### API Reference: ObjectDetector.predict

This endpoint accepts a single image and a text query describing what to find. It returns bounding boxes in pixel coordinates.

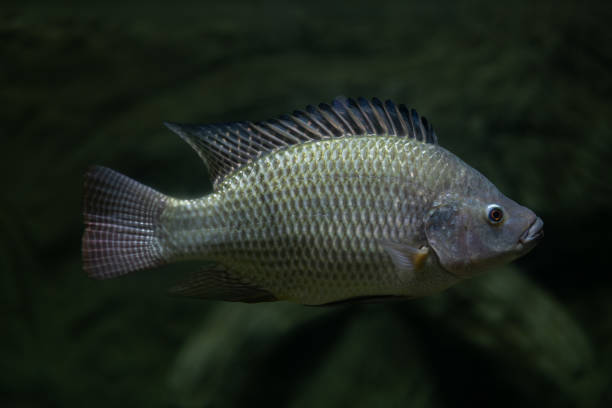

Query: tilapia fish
[82,97,543,305]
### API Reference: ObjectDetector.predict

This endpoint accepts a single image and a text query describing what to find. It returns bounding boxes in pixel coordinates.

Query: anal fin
[169,266,277,303]
[315,295,411,307]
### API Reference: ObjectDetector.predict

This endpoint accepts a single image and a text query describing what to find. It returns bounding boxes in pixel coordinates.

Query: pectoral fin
[379,240,430,282]
[169,265,277,303]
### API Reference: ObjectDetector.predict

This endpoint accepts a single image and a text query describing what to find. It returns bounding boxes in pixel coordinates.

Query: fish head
[425,191,543,278]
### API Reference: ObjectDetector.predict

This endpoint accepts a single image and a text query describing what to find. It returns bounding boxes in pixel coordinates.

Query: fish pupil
[488,207,503,223]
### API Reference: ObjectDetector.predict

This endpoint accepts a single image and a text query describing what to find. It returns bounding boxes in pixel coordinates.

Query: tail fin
[82,166,168,279]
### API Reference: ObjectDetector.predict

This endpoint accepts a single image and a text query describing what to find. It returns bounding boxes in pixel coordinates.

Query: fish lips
[519,216,544,247]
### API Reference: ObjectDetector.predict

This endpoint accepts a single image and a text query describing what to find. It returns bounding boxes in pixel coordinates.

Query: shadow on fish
[82,97,543,305]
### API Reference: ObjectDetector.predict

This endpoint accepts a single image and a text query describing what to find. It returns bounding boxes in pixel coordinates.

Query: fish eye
[487,205,504,224]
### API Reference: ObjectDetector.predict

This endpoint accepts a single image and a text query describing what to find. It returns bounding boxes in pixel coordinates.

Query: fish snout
[519,216,544,245]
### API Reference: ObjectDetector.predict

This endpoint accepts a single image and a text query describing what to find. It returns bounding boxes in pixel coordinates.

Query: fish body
[83,97,543,305]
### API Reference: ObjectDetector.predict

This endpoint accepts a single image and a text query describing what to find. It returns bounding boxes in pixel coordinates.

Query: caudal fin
[82,166,168,279]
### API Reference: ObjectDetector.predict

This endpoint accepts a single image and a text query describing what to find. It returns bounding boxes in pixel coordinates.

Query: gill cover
[425,202,471,276]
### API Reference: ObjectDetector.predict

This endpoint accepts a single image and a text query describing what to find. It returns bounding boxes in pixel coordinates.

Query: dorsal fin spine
[331,98,361,134]
[412,109,424,141]
[249,122,286,147]
[225,126,260,157]
[304,106,335,137]
[164,97,438,191]
[209,126,242,160]
[262,120,294,144]
[383,100,401,136]
[317,103,347,136]
[358,98,383,134]
[327,101,358,134]
[371,98,391,135]
[292,111,327,137]
[224,125,255,155]
[398,105,414,137]
[278,116,312,140]
[237,122,277,150]
[344,98,371,135]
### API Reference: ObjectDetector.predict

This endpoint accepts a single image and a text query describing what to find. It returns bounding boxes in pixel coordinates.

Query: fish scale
[155,136,448,304]
[82,97,542,305]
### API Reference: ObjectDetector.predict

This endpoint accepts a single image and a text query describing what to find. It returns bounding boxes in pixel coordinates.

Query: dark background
[2,1,611,407]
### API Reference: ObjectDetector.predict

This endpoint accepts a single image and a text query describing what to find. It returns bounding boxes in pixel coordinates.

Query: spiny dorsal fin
[164,97,438,190]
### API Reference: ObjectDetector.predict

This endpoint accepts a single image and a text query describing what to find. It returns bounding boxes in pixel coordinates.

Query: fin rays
[165,97,438,190]
[169,266,277,303]
[82,166,168,279]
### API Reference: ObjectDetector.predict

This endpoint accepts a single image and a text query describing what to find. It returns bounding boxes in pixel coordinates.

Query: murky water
[2,1,611,407]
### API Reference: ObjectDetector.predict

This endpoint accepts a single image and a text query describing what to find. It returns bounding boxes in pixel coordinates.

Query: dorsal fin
[164,97,438,190]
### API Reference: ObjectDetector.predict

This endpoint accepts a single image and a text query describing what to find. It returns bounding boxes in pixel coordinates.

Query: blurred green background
[2,1,611,407]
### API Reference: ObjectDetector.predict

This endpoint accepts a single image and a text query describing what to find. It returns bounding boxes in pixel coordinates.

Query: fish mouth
[519,216,544,245]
